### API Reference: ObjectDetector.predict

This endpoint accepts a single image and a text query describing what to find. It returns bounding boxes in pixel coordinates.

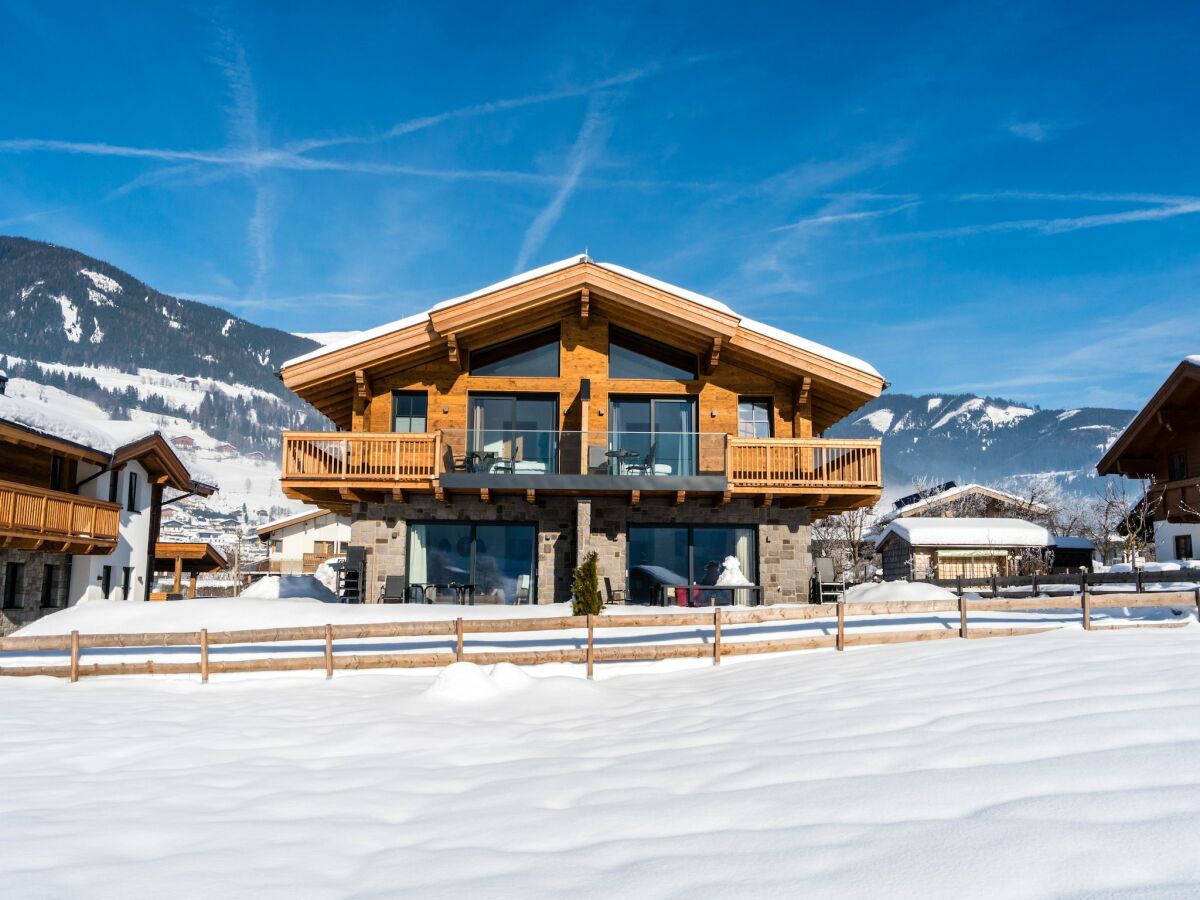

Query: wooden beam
[756,493,774,509]
[339,488,362,503]
[446,333,463,371]
[172,556,182,594]
[353,369,372,415]
[391,488,407,504]
[712,490,732,508]
[434,484,447,504]
[630,489,640,507]
[673,490,686,506]
[705,336,722,374]
[795,375,812,407]
[480,487,491,504]
[525,488,536,505]
[580,286,590,329]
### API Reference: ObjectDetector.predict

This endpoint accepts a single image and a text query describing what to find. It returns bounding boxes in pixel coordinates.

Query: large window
[1169,452,1188,482]
[41,564,58,608]
[609,326,697,380]
[468,394,559,473]
[392,391,428,433]
[626,525,756,604]
[738,397,773,438]
[407,522,536,604]
[126,471,139,512]
[1176,535,1194,560]
[608,396,696,475]
[101,565,113,598]
[470,326,560,377]
[108,469,120,503]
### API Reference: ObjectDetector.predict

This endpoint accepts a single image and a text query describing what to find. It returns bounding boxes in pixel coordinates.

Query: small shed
[875,518,1093,580]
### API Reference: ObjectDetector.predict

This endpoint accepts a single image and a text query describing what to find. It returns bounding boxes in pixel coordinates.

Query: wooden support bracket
[353,369,372,415]
[712,490,731,508]
[391,488,408,504]
[339,488,362,503]
[756,493,773,509]
[525,488,536,505]
[630,489,640,507]
[446,333,463,371]
[706,336,722,374]
[480,487,491,504]
[580,286,590,329]
[673,490,686,506]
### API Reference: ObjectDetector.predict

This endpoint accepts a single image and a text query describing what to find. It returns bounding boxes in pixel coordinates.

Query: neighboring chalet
[277,255,885,604]
[876,518,1094,581]
[1097,357,1200,563]
[0,383,215,632]
[882,482,1050,524]
[256,508,350,574]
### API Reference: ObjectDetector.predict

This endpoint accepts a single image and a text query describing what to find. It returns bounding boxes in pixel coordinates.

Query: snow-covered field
[2,627,1199,897]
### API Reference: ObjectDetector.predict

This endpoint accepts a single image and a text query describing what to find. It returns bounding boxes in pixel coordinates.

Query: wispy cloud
[513,93,616,272]
[771,201,919,233]
[893,192,1200,239]
[1007,121,1049,142]
[289,66,659,155]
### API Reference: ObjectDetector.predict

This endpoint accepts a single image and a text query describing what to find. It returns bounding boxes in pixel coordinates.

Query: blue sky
[2,1,1198,411]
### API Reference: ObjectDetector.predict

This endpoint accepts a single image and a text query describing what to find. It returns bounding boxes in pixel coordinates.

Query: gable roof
[256,507,343,537]
[279,256,886,431]
[888,483,1049,519]
[1097,357,1200,478]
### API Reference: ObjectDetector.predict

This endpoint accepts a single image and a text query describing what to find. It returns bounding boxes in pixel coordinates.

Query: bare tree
[812,505,877,581]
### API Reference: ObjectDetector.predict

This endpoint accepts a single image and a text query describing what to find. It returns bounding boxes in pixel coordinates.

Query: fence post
[836,601,845,651]
[586,614,594,679]
[959,593,969,639]
[956,574,963,598]
[713,608,722,666]
[1194,587,1200,623]
[1031,572,1039,597]
[455,617,464,662]
[1136,569,1144,593]
[69,630,79,683]
[324,624,334,679]
[200,628,209,683]
[1081,574,1091,631]
[991,573,998,598]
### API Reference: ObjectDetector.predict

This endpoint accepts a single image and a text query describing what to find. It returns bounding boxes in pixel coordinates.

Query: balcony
[281,431,881,511]
[0,480,122,553]
[1148,476,1200,523]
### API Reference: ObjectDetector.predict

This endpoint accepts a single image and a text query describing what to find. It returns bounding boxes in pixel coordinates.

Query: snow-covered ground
[1,628,1199,897]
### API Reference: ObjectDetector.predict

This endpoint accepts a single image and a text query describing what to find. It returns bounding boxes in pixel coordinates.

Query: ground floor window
[3,562,24,609]
[101,565,113,598]
[41,564,58,608]
[407,522,536,604]
[626,525,756,604]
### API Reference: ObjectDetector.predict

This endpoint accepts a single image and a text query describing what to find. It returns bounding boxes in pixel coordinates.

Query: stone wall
[0,549,70,635]
[351,494,813,605]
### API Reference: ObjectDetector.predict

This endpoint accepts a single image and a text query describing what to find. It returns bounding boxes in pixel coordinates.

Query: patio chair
[379,575,406,603]
[514,574,531,604]
[626,442,672,477]
[604,577,627,605]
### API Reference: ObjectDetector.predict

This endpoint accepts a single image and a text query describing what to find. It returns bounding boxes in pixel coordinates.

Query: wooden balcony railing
[0,480,121,548]
[283,431,882,495]
[727,438,881,490]
[282,432,441,482]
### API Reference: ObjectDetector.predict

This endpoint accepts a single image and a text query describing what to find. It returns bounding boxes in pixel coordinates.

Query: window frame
[108,468,121,504]
[626,524,759,603]
[3,562,24,609]
[404,519,538,601]
[391,390,429,434]
[1175,534,1194,560]
[126,471,139,513]
[50,455,64,491]
[101,565,113,598]
[40,564,58,608]
[737,396,775,438]
[608,325,698,381]
[469,325,561,378]
[1169,451,1188,482]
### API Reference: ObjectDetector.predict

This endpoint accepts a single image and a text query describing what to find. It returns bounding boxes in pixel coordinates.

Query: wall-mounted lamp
[442,406,449,414]
[598,409,605,416]
[709,409,717,418]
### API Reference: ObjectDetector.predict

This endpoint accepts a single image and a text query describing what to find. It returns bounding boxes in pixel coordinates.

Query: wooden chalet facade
[0,388,214,632]
[1097,357,1200,563]
[278,256,885,604]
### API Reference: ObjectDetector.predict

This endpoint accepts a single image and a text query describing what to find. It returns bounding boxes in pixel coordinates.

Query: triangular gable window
[608,326,697,380]
[470,326,560,377]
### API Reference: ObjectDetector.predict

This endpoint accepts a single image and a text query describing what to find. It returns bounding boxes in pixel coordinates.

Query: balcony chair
[626,443,672,477]
[604,577,627,605]
[380,575,407,603]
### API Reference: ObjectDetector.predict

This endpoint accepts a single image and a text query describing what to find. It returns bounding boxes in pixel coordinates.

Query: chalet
[0,387,215,633]
[277,255,885,604]
[876,518,1093,580]
[214,443,238,457]
[170,435,197,449]
[1097,357,1200,562]
[256,508,350,574]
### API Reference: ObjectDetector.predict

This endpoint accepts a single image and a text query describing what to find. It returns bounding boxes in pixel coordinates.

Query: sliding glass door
[627,525,756,604]
[468,394,558,473]
[407,522,536,604]
[608,396,697,475]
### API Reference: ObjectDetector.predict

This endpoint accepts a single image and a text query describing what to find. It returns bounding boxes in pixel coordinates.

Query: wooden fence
[925,569,1200,596]
[2,588,1196,684]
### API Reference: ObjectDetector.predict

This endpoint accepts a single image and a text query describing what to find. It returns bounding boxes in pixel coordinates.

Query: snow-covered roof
[280,255,881,379]
[1051,535,1095,550]
[875,517,1054,549]
[256,507,339,536]
[892,483,1049,517]
[0,391,211,489]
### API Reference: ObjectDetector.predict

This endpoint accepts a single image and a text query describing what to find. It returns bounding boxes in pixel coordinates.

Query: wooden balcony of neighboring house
[0,479,122,553]
[1148,476,1200,523]
[280,431,881,513]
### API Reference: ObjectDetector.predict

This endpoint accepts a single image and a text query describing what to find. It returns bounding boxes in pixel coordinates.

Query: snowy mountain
[829,392,1134,495]
[0,236,326,451]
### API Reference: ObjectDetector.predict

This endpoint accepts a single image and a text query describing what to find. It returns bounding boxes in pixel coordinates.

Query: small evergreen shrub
[571,551,602,616]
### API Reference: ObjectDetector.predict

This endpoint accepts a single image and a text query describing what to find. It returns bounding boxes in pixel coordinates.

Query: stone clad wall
[0,549,70,635]
[351,495,813,605]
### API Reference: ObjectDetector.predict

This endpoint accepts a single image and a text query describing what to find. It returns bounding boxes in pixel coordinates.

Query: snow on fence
[1,591,1197,683]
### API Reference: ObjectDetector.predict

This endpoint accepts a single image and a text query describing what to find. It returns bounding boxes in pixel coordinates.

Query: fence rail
[3,589,1196,683]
